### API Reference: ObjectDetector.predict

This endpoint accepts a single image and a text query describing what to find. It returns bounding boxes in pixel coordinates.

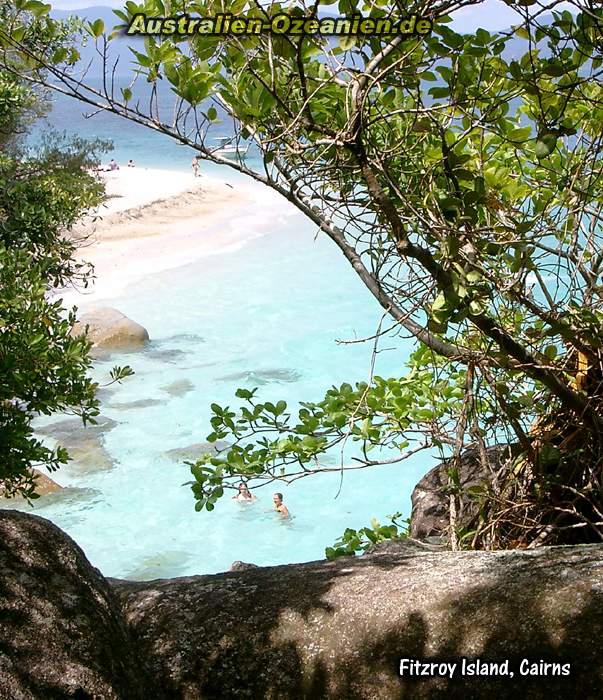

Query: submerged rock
[143,347,187,363]
[110,397,164,411]
[71,307,149,355]
[160,378,195,398]
[35,416,117,473]
[142,334,204,364]
[217,367,302,384]
[124,550,192,581]
[165,440,230,462]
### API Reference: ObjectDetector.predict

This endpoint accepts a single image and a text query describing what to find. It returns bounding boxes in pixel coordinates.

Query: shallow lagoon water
[18,209,435,578]
[17,90,436,578]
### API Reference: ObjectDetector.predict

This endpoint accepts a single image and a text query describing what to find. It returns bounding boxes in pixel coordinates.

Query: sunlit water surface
[14,90,436,579]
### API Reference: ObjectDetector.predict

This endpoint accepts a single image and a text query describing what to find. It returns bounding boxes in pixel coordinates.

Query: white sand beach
[61,167,297,306]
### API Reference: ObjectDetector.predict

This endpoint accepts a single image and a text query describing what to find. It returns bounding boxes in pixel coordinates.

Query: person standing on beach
[192,156,200,177]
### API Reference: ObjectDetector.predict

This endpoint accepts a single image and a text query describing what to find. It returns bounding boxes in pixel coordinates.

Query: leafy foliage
[6,1,603,546]
[0,247,98,498]
[0,6,129,498]
[326,513,409,559]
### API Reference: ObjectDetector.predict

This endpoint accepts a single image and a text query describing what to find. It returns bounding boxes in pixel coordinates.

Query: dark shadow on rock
[411,444,513,541]
[112,541,603,699]
[0,510,148,698]
[2,509,602,699]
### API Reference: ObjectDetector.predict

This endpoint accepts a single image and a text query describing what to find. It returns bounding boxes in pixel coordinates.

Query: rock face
[229,560,259,571]
[1,509,602,699]
[30,469,63,495]
[0,469,62,499]
[411,445,512,541]
[0,510,146,699]
[114,541,603,699]
[71,307,149,353]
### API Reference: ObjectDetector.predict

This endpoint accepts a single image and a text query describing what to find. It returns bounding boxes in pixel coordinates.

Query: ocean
[16,83,435,579]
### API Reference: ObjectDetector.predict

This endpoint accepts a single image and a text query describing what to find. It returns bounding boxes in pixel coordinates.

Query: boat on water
[212,136,250,159]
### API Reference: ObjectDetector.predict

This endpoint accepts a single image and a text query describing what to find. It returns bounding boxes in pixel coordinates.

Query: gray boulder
[113,541,603,699]
[71,307,149,353]
[411,445,512,541]
[2,509,603,699]
[0,510,147,699]
[229,560,259,571]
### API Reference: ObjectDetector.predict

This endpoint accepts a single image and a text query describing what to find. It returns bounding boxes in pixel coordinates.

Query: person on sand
[192,156,200,177]
[109,158,119,171]
[233,482,255,502]
[273,492,290,518]
[127,159,135,167]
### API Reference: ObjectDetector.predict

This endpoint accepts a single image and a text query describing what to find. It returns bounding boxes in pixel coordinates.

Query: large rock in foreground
[71,307,149,353]
[114,540,603,699]
[1,509,602,699]
[0,510,146,699]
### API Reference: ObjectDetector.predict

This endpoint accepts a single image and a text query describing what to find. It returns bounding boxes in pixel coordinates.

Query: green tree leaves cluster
[0,4,123,498]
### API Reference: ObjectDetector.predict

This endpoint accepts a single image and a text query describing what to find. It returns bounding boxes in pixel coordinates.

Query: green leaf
[89,19,105,38]
[544,345,558,359]
[535,134,558,159]
[508,126,532,143]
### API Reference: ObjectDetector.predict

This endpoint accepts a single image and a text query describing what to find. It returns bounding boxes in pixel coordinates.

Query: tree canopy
[4,0,603,546]
[0,5,127,499]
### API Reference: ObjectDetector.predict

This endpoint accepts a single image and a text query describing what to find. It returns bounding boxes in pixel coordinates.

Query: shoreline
[60,167,298,308]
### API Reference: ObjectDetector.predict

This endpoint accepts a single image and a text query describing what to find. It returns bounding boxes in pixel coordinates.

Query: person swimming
[233,482,255,502]
[273,492,290,518]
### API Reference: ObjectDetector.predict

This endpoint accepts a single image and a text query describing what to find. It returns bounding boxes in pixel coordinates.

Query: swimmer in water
[233,482,255,502]
[273,492,290,518]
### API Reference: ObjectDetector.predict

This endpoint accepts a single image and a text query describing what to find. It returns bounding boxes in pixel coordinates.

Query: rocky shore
[1,509,601,699]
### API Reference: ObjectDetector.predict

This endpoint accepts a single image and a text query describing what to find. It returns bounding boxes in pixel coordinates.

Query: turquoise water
[16,91,436,579]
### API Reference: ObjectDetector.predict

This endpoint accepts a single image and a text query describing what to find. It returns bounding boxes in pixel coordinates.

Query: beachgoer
[127,159,135,167]
[109,158,119,171]
[273,492,290,518]
[233,482,255,502]
[192,156,199,177]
